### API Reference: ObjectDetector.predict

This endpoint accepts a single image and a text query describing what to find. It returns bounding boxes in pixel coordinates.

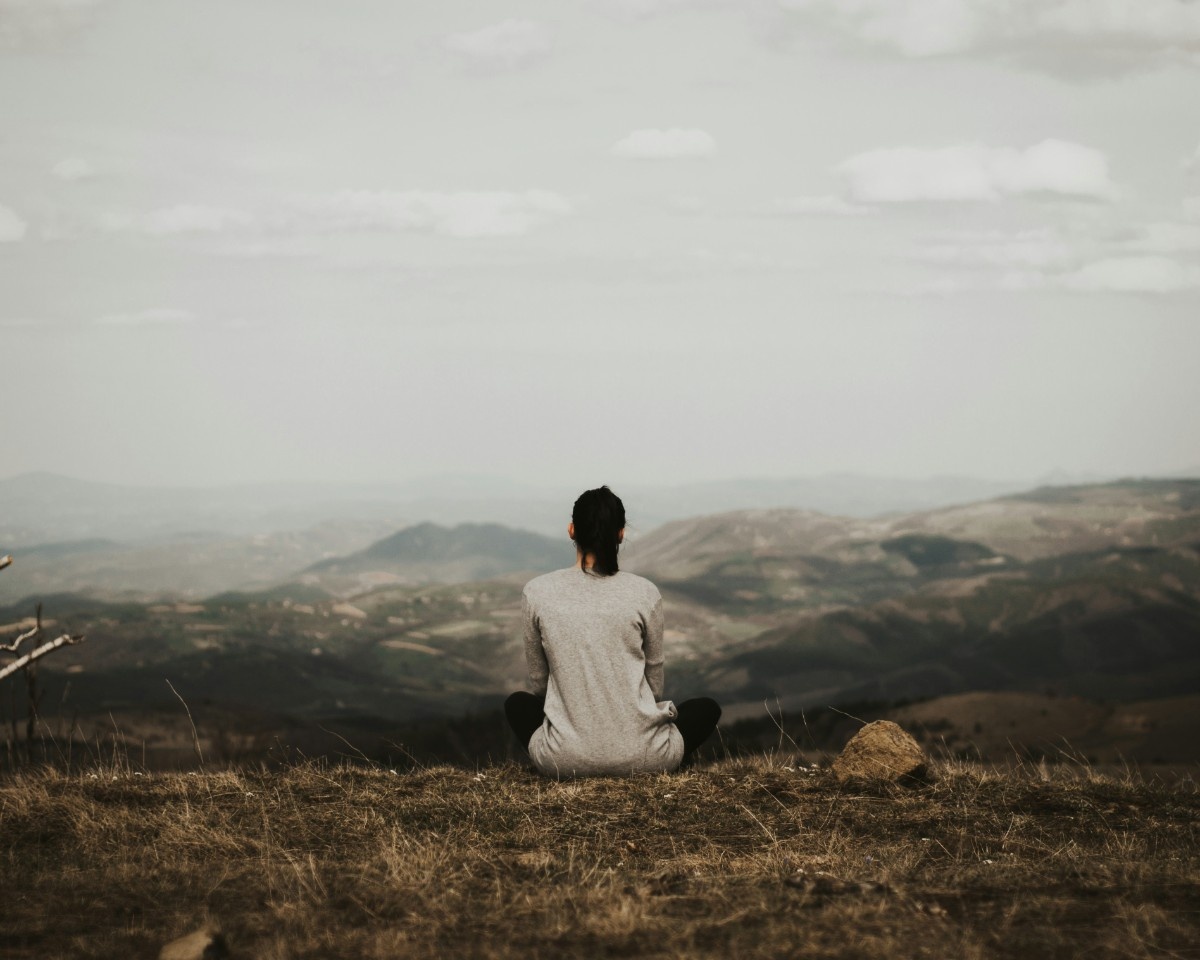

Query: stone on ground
[831,720,928,782]
[159,926,229,960]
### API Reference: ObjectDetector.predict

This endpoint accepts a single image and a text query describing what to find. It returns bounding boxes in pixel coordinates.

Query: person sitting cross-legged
[505,485,720,778]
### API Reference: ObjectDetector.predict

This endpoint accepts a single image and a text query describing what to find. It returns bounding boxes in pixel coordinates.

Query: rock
[159,926,229,960]
[831,720,928,783]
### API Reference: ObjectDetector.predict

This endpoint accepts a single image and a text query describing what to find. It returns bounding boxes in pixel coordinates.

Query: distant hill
[0,521,397,605]
[622,473,1036,526]
[888,479,1200,561]
[1,469,1106,549]
[301,522,567,594]
[624,478,1200,587]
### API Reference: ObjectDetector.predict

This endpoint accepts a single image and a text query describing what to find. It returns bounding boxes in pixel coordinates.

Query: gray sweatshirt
[522,567,685,778]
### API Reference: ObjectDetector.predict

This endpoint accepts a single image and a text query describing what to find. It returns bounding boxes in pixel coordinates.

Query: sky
[1,0,1198,489]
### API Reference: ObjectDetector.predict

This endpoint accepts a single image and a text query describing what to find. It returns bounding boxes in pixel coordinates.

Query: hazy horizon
[3,463,1188,494]
[3,1,1198,489]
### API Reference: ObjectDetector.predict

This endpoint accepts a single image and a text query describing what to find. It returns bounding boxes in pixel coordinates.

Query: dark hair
[572,486,626,577]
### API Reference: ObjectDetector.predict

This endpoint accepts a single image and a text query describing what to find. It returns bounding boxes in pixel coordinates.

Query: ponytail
[571,486,626,577]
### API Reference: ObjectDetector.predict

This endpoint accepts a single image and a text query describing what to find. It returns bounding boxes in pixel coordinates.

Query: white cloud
[52,157,95,181]
[1184,197,1200,221]
[1117,222,1200,255]
[610,128,716,160]
[0,317,42,327]
[443,20,553,70]
[837,140,1114,203]
[95,192,573,244]
[296,190,573,238]
[94,307,194,326]
[777,0,1200,64]
[0,204,27,242]
[1062,256,1200,293]
[1187,142,1200,170]
[102,205,254,235]
[0,0,103,51]
[775,194,871,216]
[908,220,1200,295]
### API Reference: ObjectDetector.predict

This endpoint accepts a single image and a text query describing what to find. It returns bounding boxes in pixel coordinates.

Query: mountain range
[2,477,1198,766]
[1,469,1106,548]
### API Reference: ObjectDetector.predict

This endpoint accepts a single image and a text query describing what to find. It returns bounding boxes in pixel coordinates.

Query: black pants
[504,692,721,760]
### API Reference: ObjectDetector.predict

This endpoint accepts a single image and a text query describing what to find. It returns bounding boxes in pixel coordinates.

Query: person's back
[522,567,683,777]
[504,485,720,778]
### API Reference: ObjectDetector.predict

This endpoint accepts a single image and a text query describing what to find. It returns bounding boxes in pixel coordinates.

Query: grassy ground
[1,756,1197,959]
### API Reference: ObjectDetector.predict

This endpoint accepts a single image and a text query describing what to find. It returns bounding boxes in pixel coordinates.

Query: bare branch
[0,625,39,654]
[0,633,85,682]
[1,603,46,654]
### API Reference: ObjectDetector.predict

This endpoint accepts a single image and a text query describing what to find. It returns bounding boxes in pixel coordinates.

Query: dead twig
[828,705,869,726]
[0,633,85,682]
[0,596,85,680]
[166,678,205,767]
[0,602,43,654]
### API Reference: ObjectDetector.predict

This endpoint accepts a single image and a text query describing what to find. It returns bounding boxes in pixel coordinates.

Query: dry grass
[1,754,1197,959]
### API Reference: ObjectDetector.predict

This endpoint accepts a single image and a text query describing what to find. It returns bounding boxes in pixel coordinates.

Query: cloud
[52,157,95,181]
[101,205,254,235]
[94,192,573,244]
[0,0,104,51]
[1187,142,1200,170]
[1116,221,1200,255]
[94,307,194,326]
[0,317,42,327]
[1184,197,1200,221]
[775,195,871,216]
[610,128,716,160]
[776,0,1200,66]
[443,19,553,71]
[295,190,573,238]
[837,140,1114,202]
[0,204,27,242]
[1062,256,1200,293]
[907,218,1200,296]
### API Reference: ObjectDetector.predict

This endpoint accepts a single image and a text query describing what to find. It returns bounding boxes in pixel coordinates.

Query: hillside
[0,577,532,742]
[697,541,1200,715]
[622,479,1200,715]
[5,478,1200,768]
[1,758,1196,959]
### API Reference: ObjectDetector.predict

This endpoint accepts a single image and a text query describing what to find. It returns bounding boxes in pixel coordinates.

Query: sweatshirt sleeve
[522,589,549,696]
[642,592,665,701]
